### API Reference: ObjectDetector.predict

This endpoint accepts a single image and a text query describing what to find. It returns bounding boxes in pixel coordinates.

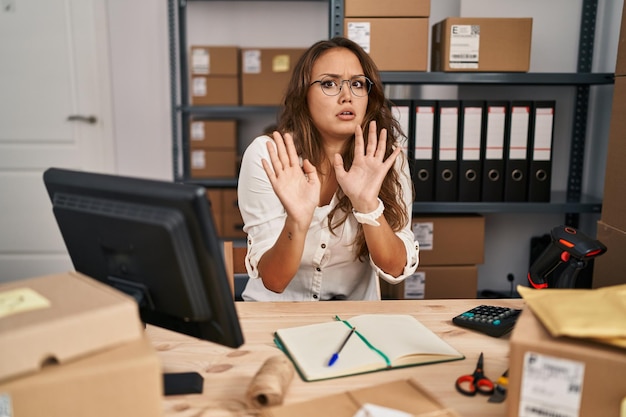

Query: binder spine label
[533,108,554,161]
[485,106,506,159]
[462,107,483,160]
[439,107,458,160]
[414,106,434,160]
[509,106,530,159]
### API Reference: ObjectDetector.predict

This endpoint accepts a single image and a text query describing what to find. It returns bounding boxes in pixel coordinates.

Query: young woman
[237,37,419,301]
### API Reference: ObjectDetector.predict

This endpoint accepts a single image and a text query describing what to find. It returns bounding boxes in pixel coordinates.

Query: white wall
[104,0,623,294]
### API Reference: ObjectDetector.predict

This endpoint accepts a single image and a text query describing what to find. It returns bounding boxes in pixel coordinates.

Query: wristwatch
[352,198,384,226]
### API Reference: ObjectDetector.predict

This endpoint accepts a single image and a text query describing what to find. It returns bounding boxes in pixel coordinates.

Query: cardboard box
[260,378,460,417]
[0,271,144,383]
[221,189,246,239]
[190,75,239,106]
[344,0,430,17]
[206,188,224,236]
[412,214,485,266]
[431,17,532,72]
[241,48,306,106]
[593,220,626,289]
[345,18,429,71]
[0,336,163,417]
[601,75,626,231]
[190,149,238,178]
[381,265,478,299]
[190,119,237,149]
[508,308,626,417]
[190,46,239,76]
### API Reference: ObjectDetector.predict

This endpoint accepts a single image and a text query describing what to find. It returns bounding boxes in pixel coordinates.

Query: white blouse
[237,135,419,301]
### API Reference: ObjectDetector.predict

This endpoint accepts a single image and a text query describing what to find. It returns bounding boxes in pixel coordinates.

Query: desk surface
[147,298,525,417]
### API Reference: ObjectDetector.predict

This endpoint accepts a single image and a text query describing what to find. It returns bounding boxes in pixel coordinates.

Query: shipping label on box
[517,352,585,417]
[449,24,480,69]
[508,309,626,417]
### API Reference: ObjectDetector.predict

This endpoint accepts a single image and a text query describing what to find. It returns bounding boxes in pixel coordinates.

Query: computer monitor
[43,167,244,350]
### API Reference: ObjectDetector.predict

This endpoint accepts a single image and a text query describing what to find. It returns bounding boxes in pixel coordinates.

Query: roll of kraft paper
[246,355,295,408]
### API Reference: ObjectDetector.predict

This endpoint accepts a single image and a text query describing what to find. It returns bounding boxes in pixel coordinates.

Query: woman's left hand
[334,121,402,213]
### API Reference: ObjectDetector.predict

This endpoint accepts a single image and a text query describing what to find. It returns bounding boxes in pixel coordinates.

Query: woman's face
[306,47,369,145]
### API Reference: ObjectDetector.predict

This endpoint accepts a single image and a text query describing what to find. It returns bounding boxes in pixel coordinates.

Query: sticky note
[0,288,51,318]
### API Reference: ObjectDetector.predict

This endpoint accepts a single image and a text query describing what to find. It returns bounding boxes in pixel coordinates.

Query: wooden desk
[147,298,524,417]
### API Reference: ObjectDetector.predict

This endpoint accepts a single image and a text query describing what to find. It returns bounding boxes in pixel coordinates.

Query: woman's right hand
[262,131,320,229]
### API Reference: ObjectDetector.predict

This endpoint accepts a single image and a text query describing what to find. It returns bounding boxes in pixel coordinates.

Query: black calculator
[452,305,522,337]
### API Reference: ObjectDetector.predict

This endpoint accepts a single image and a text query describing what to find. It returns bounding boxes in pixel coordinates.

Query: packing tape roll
[246,355,295,408]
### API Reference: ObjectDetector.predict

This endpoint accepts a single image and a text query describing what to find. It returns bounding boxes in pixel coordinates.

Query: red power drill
[528,225,607,289]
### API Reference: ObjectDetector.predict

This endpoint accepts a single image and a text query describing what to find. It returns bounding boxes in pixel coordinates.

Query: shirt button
[316,267,321,272]
[321,243,326,249]
[313,294,318,299]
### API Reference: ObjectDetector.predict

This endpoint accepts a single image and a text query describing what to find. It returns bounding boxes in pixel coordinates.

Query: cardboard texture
[344,0,430,17]
[431,18,532,72]
[508,308,626,417]
[190,148,238,178]
[344,17,429,71]
[601,75,626,231]
[381,265,478,300]
[593,220,626,289]
[0,336,163,417]
[411,214,485,265]
[190,75,240,106]
[0,271,144,383]
[189,119,237,150]
[259,378,460,417]
[189,46,239,76]
[241,48,306,106]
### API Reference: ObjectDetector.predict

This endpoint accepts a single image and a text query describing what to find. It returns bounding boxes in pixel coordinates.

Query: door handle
[67,115,98,124]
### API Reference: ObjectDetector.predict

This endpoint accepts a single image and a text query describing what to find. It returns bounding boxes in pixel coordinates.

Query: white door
[0,0,115,282]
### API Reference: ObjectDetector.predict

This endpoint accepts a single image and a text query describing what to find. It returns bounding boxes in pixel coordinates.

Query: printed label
[191,150,206,169]
[347,22,371,53]
[450,25,480,69]
[403,272,425,299]
[243,50,261,74]
[191,48,209,74]
[192,77,207,96]
[412,222,433,251]
[518,352,585,417]
[0,288,51,319]
[0,393,12,417]
[191,121,204,141]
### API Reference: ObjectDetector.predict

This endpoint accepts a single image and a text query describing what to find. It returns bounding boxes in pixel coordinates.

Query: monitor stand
[163,372,204,396]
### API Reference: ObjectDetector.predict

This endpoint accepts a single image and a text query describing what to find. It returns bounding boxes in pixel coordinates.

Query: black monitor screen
[43,167,244,349]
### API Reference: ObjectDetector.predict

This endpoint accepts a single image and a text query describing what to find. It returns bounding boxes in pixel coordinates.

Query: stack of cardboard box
[343,0,430,71]
[593,5,626,289]
[0,272,163,417]
[189,119,238,179]
[381,214,485,299]
[190,45,240,106]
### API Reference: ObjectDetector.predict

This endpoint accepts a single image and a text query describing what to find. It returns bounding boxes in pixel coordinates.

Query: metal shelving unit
[168,0,611,217]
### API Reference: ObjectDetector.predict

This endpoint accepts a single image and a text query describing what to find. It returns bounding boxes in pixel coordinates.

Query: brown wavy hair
[276,36,411,260]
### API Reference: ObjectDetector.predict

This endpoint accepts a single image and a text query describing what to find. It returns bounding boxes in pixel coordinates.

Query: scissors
[455,352,495,396]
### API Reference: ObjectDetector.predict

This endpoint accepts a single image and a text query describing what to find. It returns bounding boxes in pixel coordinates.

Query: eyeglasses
[310,76,373,97]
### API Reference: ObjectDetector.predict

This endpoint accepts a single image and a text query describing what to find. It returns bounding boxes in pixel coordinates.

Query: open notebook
[274,314,464,382]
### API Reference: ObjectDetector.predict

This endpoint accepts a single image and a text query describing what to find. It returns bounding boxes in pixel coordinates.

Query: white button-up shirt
[237,135,419,301]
